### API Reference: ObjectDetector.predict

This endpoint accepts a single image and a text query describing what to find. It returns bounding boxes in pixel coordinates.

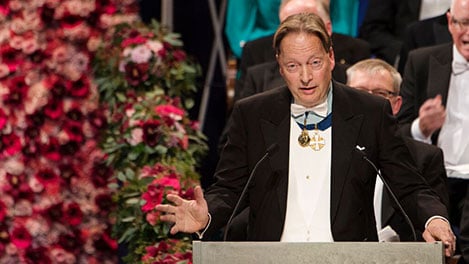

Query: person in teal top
[225,0,281,58]
[330,0,368,37]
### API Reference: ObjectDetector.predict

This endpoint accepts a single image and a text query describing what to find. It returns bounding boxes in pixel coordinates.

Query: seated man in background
[346,58,450,242]
[234,0,371,102]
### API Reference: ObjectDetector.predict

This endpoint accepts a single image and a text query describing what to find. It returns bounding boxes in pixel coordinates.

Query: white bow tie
[291,101,328,117]
[453,61,469,75]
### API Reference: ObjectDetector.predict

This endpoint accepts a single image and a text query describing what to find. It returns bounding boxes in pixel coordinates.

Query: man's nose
[299,65,312,85]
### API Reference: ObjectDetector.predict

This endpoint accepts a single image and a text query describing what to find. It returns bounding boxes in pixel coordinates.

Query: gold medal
[297,120,326,151]
[298,129,310,147]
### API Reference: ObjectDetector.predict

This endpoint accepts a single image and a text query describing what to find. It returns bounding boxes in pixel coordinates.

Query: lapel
[258,87,291,219]
[330,83,365,225]
[427,44,453,107]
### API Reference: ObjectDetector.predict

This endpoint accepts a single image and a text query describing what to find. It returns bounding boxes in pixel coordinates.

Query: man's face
[277,32,334,108]
[347,69,402,115]
[448,0,469,60]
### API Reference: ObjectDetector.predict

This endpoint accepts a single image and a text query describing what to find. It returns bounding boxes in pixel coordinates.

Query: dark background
[140,0,229,188]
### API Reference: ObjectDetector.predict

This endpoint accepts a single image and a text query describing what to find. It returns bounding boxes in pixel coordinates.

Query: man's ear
[393,96,403,116]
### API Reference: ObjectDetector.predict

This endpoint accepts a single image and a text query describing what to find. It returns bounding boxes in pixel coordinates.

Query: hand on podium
[155,186,210,235]
[423,218,456,257]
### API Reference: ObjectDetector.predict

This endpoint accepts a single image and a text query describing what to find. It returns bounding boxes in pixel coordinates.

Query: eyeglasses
[281,56,326,73]
[355,87,398,99]
[451,16,469,31]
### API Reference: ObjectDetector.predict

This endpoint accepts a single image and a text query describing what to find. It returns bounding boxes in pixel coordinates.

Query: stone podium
[192,241,444,264]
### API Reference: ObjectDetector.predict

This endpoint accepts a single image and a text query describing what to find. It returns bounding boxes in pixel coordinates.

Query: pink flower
[130,45,152,64]
[154,104,184,121]
[145,211,160,226]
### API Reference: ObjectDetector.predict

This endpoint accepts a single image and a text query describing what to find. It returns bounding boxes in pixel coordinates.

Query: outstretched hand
[155,186,210,235]
[423,218,456,257]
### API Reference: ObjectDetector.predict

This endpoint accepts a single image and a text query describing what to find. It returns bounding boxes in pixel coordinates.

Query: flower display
[93,19,207,263]
[0,0,140,262]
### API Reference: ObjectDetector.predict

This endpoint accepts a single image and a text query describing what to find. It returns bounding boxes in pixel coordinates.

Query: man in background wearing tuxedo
[346,58,449,242]
[398,0,469,261]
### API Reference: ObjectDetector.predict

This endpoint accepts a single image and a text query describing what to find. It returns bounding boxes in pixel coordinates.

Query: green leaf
[126,198,140,205]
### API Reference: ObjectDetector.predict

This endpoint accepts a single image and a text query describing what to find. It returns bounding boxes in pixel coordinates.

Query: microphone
[223,143,279,241]
[355,145,417,241]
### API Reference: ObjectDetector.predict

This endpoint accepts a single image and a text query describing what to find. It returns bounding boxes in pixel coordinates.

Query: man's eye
[286,64,298,71]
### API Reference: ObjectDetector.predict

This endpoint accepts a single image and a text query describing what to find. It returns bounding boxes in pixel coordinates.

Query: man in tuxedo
[234,0,370,102]
[397,12,452,74]
[156,13,455,257]
[398,0,469,261]
[359,0,450,66]
[346,58,449,242]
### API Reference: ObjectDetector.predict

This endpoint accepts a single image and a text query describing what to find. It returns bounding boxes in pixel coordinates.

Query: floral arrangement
[0,0,140,262]
[93,19,207,263]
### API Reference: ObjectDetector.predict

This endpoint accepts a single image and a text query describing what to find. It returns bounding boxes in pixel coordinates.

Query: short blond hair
[346,58,402,93]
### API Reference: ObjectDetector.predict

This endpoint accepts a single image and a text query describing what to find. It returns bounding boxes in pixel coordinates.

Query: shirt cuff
[411,118,432,144]
[195,213,212,240]
[425,215,449,228]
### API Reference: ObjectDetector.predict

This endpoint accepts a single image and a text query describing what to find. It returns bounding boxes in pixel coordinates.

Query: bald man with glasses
[347,58,450,243]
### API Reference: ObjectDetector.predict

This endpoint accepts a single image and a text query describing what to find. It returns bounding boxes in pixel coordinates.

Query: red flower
[93,231,118,252]
[153,175,180,191]
[94,193,113,213]
[63,202,83,226]
[141,185,164,212]
[67,76,90,98]
[3,75,28,106]
[25,246,52,264]
[142,120,161,147]
[41,137,61,161]
[63,120,84,143]
[172,50,186,62]
[0,109,7,130]
[0,200,6,222]
[124,62,149,86]
[154,104,184,124]
[121,34,147,48]
[45,75,70,98]
[11,226,32,249]
[91,161,112,188]
[58,231,82,254]
[1,132,22,157]
[87,109,107,129]
[44,97,64,120]
[35,168,60,186]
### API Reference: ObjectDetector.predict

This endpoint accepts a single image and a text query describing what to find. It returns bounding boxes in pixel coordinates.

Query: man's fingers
[167,194,184,206]
[194,186,204,204]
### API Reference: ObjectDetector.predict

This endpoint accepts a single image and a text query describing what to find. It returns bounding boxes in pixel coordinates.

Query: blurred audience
[397,12,452,74]
[225,0,281,59]
[359,0,451,66]
[398,0,469,261]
